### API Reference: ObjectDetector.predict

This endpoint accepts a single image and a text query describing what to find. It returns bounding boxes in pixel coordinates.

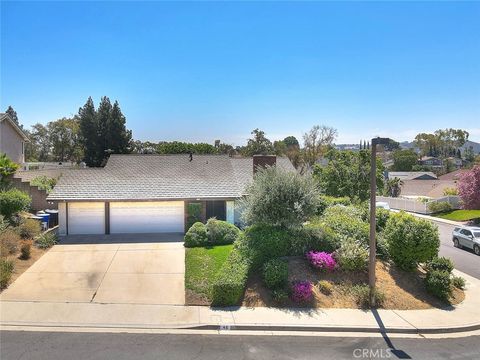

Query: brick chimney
[253,155,276,174]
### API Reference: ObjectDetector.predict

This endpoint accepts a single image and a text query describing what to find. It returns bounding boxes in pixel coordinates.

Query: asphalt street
[435,221,480,279]
[1,331,479,360]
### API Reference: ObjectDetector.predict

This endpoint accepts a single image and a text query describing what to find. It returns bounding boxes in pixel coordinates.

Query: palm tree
[386,177,403,197]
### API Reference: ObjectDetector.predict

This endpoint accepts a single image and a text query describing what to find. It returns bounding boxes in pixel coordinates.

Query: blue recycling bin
[36,213,50,230]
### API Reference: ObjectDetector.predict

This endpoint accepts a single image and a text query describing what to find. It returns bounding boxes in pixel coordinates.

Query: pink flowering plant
[306,251,337,272]
[290,281,313,303]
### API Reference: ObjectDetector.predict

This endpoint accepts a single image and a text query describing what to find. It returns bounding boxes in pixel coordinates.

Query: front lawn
[434,209,480,222]
[185,244,233,304]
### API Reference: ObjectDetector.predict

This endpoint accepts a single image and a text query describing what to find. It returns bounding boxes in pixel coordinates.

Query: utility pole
[369,137,390,307]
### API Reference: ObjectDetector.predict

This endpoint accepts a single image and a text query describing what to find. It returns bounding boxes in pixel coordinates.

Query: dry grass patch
[241,258,464,310]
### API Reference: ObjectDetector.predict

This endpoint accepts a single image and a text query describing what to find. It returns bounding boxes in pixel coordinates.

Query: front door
[206,200,226,221]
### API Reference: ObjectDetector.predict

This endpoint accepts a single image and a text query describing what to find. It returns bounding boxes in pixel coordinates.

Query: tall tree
[302,125,338,167]
[25,123,50,162]
[391,149,418,171]
[5,106,19,125]
[313,149,384,202]
[242,129,274,156]
[106,100,132,154]
[78,97,98,166]
[283,136,299,148]
[48,117,83,162]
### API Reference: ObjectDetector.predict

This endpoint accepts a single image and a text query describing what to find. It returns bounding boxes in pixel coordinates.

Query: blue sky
[1,1,479,145]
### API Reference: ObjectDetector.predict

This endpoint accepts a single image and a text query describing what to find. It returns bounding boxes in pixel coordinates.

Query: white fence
[377,196,461,214]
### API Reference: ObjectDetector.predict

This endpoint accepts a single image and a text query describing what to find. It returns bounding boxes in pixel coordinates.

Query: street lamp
[369,137,391,307]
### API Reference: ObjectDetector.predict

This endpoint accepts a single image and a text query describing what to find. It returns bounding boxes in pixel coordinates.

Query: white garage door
[68,202,105,235]
[109,201,184,234]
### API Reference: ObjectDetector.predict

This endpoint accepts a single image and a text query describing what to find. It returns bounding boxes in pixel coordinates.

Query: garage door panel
[110,201,184,234]
[68,202,105,235]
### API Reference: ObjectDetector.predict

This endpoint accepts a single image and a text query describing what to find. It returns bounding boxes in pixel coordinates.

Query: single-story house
[0,113,29,164]
[419,156,443,169]
[386,171,438,181]
[47,154,294,235]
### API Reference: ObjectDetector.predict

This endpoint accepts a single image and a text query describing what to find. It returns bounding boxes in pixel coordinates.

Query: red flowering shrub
[458,166,480,210]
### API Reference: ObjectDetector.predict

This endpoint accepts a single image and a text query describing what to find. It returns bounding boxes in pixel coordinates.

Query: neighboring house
[0,113,29,164]
[386,171,438,181]
[47,154,294,236]
[446,156,463,169]
[419,156,443,169]
[400,179,458,198]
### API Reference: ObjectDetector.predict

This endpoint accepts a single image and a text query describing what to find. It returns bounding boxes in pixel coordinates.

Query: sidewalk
[392,210,465,227]
[1,270,479,334]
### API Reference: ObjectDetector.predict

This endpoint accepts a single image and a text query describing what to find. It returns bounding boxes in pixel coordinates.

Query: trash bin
[45,209,59,227]
[36,212,50,230]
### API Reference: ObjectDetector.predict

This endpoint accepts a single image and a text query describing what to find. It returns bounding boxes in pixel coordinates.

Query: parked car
[376,202,391,211]
[452,226,480,255]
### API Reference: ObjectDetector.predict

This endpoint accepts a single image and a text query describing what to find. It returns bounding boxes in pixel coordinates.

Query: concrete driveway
[0,233,185,305]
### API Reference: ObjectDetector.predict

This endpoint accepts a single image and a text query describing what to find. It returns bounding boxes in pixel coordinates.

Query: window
[461,229,472,237]
[22,142,24,154]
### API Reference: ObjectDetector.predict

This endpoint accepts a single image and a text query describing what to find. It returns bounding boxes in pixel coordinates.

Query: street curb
[3,322,480,335]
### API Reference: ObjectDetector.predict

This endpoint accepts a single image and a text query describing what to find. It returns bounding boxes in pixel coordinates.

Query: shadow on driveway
[59,233,184,245]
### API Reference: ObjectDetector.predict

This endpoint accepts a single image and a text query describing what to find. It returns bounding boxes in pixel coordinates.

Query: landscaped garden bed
[242,258,464,310]
[184,166,467,310]
[433,209,480,222]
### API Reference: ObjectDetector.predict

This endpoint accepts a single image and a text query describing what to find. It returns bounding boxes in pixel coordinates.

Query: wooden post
[369,140,377,307]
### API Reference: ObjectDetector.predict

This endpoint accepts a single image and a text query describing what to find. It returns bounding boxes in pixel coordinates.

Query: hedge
[184,222,209,247]
[316,195,351,215]
[384,212,439,271]
[0,189,31,219]
[206,218,241,245]
[211,246,252,306]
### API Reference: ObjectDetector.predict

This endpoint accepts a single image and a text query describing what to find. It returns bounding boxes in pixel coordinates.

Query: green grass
[185,244,233,300]
[434,209,480,221]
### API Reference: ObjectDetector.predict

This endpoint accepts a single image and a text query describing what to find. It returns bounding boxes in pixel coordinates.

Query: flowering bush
[306,251,337,271]
[291,281,313,303]
[458,165,480,210]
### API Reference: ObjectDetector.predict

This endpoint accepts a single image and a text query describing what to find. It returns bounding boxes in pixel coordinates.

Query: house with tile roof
[48,154,294,235]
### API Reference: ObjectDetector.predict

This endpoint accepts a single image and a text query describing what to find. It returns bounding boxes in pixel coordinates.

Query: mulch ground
[241,258,465,310]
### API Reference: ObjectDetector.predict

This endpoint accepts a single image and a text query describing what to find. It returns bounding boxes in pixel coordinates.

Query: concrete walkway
[1,269,479,334]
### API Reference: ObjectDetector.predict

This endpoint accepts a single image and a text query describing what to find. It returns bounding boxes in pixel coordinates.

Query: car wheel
[453,238,460,248]
[474,245,480,256]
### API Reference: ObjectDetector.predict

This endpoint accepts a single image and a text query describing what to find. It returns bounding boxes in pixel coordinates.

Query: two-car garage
[59,201,185,235]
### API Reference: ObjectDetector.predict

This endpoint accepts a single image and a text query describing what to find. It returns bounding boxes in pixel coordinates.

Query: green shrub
[425,257,454,274]
[351,284,385,308]
[241,225,292,268]
[184,222,209,247]
[19,242,31,260]
[206,218,241,245]
[452,275,466,290]
[335,238,369,271]
[376,208,391,232]
[0,258,14,289]
[35,231,58,249]
[320,205,370,247]
[428,201,452,214]
[271,288,289,304]
[0,229,21,257]
[318,280,333,295]
[425,270,452,300]
[316,195,351,215]
[384,212,440,271]
[0,189,31,219]
[240,166,320,228]
[211,247,251,306]
[0,215,8,232]
[17,218,42,239]
[290,223,339,255]
[186,202,202,230]
[30,176,57,193]
[376,233,389,260]
[262,258,288,289]
[443,187,458,196]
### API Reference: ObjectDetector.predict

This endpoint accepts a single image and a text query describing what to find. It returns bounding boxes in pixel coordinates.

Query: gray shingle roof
[47,154,295,201]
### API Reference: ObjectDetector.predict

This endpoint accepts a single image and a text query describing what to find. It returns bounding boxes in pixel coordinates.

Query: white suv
[452,226,480,255]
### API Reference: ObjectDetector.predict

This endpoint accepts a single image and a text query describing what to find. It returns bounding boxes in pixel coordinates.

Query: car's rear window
[474,232,480,238]
[454,227,460,232]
